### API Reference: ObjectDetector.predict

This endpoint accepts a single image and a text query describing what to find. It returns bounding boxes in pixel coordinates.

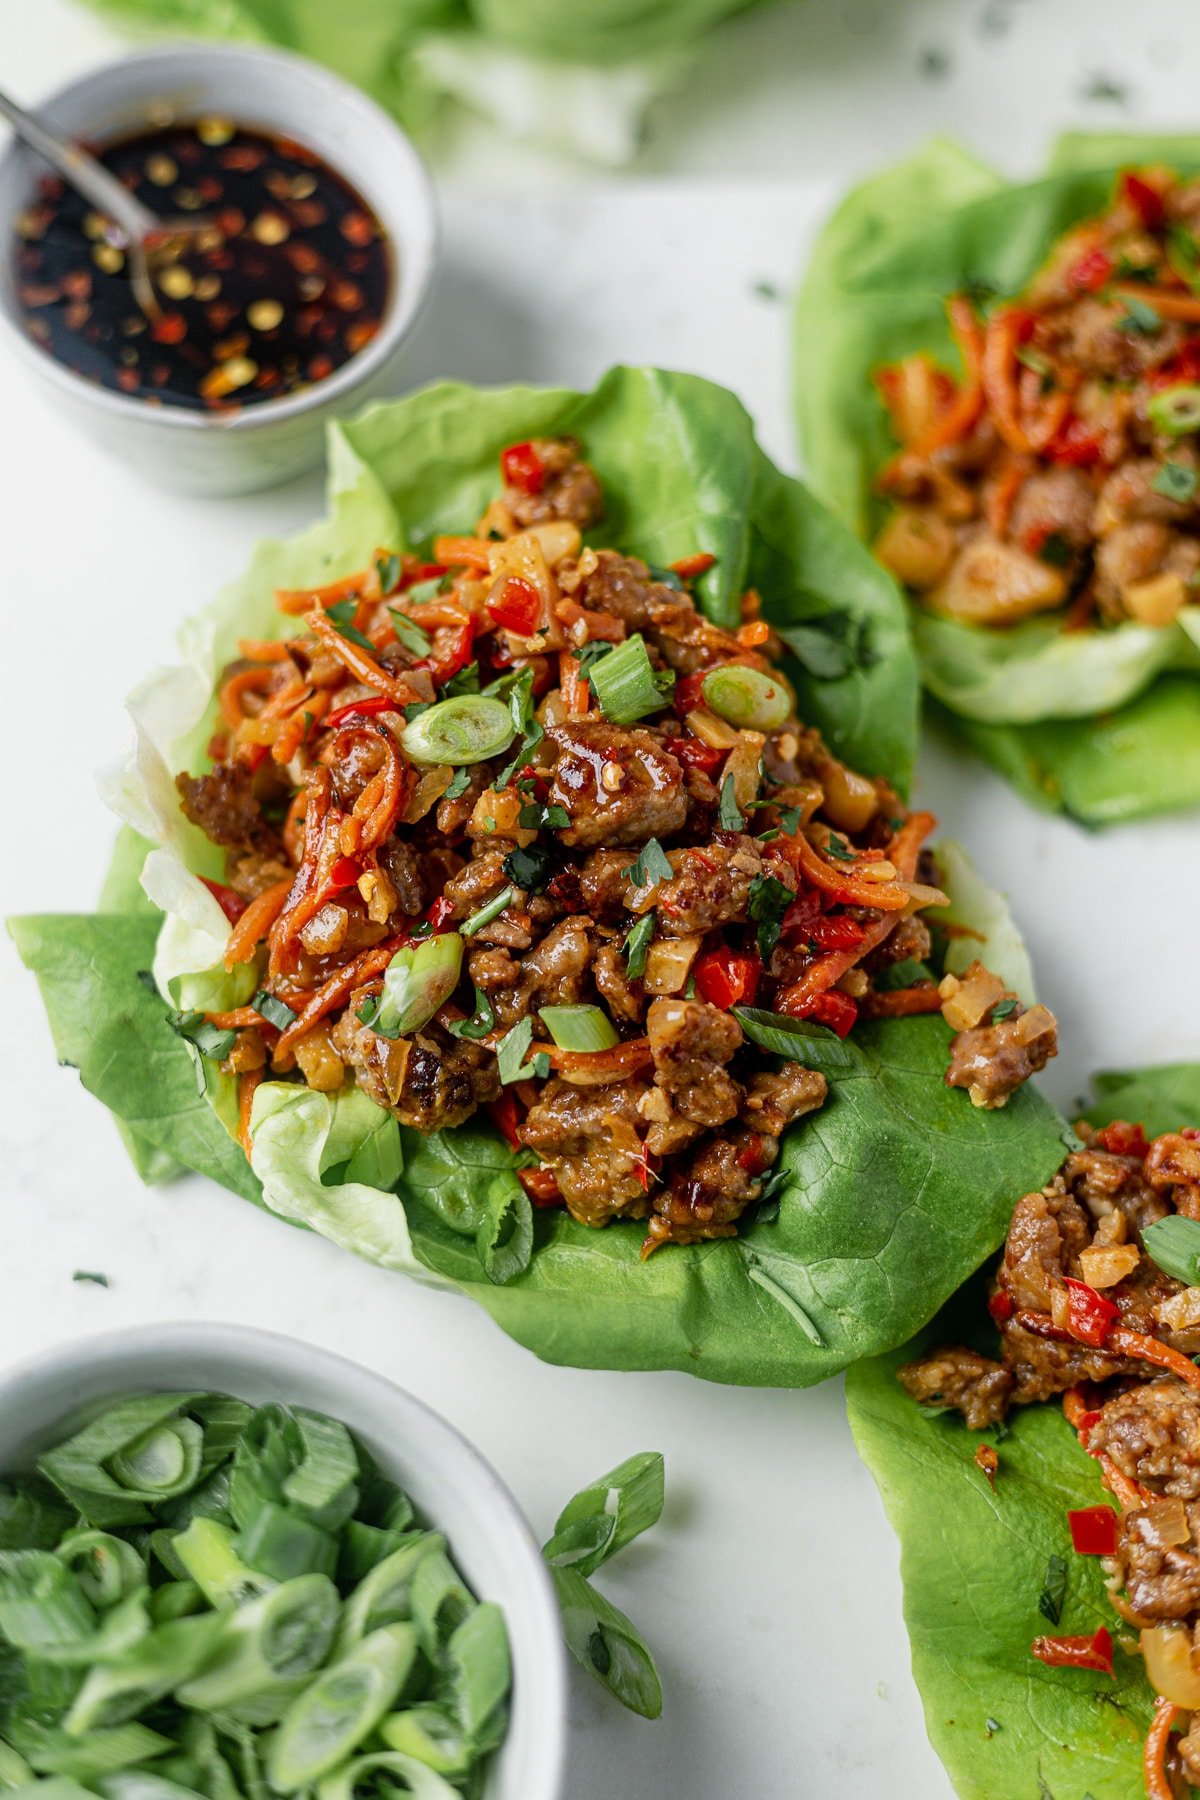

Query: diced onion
[1141,1625,1200,1708]
[938,961,1007,1032]
[1137,1499,1191,1551]
[644,936,702,996]
[1078,1244,1140,1289]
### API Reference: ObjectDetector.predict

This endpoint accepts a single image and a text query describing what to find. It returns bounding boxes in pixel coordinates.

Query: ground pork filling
[874,167,1200,636]
[899,1123,1200,1783]
[176,434,1055,1254]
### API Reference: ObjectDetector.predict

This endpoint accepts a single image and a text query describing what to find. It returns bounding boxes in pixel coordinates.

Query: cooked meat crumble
[900,1121,1200,1763]
[177,435,1054,1253]
[874,167,1200,634]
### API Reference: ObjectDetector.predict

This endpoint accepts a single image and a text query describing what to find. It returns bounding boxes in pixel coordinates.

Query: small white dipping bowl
[0,1323,566,1800]
[0,45,438,495]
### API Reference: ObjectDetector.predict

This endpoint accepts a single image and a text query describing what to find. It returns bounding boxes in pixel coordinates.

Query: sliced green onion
[171,1518,274,1608]
[327,600,378,653]
[444,1602,511,1737]
[336,1534,443,1652]
[587,634,675,724]
[623,913,654,980]
[375,552,402,594]
[1143,1214,1200,1285]
[64,1612,224,1733]
[701,664,792,731]
[377,1706,471,1775]
[460,886,513,939]
[57,1531,145,1607]
[550,1565,662,1720]
[400,696,514,766]
[1148,383,1200,438]
[1152,460,1198,504]
[731,1006,859,1073]
[110,1420,201,1496]
[267,1621,419,1789]
[8,1721,173,1779]
[539,1005,619,1052]
[315,1751,461,1800]
[547,1453,665,1579]
[176,1574,339,1719]
[237,1502,338,1582]
[357,934,464,1040]
[410,1546,474,1658]
[281,1410,359,1531]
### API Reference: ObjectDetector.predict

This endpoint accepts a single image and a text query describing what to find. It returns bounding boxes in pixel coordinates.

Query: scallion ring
[701,664,792,732]
[588,634,675,724]
[539,1005,619,1052]
[401,696,515,766]
[357,934,464,1040]
[1148,383,1200,438]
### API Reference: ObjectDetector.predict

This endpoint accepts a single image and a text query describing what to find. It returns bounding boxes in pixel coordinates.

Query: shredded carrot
[909,296,985,454]
[271,688,328,765]
[237,1066,263,1155]
[736,619,772,648]
[783,828,912,912]
[1107,1325,1200,1391]
[983,309,1035,455]
[306,609,417,706]
[219,666,279,730]
[223,878,293,973]
[558,651,590,715]
[273,939,399,1067]
[207,1005,271,1031]
[237,637,296,661]
[433,535,493,569]
[1114,282,1200,323]
[275,571,366,616]
[859,982,943,1019]
[545,1039,654,1082]
[1062,1385,1154,1510]
[984,459,1029,538]
[1144,1696,1179,1800]
[268,768,331,977]
[672,551,717,580]
[554,598,626,644]
[1025,386,1073,454]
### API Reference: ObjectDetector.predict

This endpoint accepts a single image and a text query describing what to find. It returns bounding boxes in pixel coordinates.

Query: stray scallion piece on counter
[0,1393,512,1795]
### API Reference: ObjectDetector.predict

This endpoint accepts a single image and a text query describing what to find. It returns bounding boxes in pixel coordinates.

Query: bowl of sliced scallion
[0,1323,567,1800]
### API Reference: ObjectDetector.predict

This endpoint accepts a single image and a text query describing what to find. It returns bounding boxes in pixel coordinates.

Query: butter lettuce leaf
[846,1064,1200,1798]
[10,369,1071,1387]
[793,133,1200,820]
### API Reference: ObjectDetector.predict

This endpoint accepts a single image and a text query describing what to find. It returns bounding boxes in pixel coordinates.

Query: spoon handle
[0,86,158,243]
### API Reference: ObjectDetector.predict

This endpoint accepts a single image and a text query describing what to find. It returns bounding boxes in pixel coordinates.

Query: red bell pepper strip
[1068,1506,1119,1557]
[402,561,447,587]
[1030,1627,1113,1677]
[327,856,362,892]
[787,989,859,1039]
[663,735,727,776]
[488,1092,523,1153]
[487,576,542,636]
[518,1165,564,1207]
[325,694,398,729]
[201,877,248,924]
[988,1289,1015,1324]
[1063,1278,1120,1348]
[1067,246,1114,293]
[1046,416,1105,467]
[500,441,546,495]
[693,947,761,1010]
[1120,170,1165,228]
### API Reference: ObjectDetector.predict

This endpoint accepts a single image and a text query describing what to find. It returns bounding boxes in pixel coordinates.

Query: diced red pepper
[738,1136,770,1177]
[1154,338,1200,389]
[1030,1626,1113,1677]
[693,947,762,1010]
[988,1289,1015,1323]
[426,617,477,685]
[664,735,728,776]
[787,989,859,1038]
[1067,246,1114,293]
[1094,1120,1149,1159]
[1063,1277,1120,1348]
[1185,1128,1200,1142]
[1068,1505,1119,1557]
[487,576,542,636]
[402,561,447,587]
[398,895,454,948]
[807,913,868,953]
[1120,170,1165,228]
[671,551,717,580]
[487,1092,523,1153]
[325,693,397,729]
[200,877,248,924]
[1047,416,1104,467]
[673,670,710,715]
[328,856,362,891]
[500,441,546,495]
[518,1166,563,1207]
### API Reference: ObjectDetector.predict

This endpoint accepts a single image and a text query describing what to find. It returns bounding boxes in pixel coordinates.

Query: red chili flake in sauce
[11,121,390,411]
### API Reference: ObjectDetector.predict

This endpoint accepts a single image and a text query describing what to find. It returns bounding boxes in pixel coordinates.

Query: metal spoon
[0,85,217,317]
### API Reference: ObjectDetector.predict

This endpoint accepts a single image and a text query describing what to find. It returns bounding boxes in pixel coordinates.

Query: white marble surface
[3,6,1200,1797]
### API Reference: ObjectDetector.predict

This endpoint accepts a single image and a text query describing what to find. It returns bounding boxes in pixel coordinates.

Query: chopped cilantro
[326,600,378,653]
[73,1271,110,1287]
[404,575,446,606]
[1117,294,1162,336]
[496,1018,546,1084]
[388,607,434,658]
[403,701,431,723]
[375,552,401,594]
[623,913,654,980]
[1037,1554,1068,1626]
[443,660,481,697]
[747,874,794,963]
[575,639,616,677]
[517,800,570,832]
[823,834,856,862]
[645,564,684,591]
[990,997,1018,1023]
[503,843,555,892]
[718,773,745,830]
[448,984,495,1041]
[1036,530,1073,568]
[443,767,471,801]
[623,839,674,889]
[1152,460,1198,504]
[251,990,298,1031]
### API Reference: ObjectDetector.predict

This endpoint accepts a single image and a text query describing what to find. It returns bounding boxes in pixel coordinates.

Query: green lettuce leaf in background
[11,367,1071,1388]
[846,1063,1200,1800]
[793,134,1200,825]
[72,0,762,164]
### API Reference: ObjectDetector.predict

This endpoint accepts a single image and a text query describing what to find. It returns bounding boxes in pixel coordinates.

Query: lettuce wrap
[11,367,1072,1387]
[793,135,1200,825]
[846,1062,1200,1799]
[73,0,762,165]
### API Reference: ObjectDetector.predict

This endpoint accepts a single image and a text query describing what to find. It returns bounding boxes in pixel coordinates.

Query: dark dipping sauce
[13,119,391,412]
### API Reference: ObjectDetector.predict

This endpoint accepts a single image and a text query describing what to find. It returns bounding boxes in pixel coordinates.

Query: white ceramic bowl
[0,45,438,495]
[0,1323,566,1800]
